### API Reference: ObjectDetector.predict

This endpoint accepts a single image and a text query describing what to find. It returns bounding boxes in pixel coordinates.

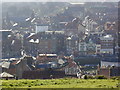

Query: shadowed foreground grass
[1,78,120,89]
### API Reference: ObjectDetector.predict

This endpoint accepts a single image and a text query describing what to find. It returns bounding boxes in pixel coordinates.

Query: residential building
[1,30,22,58]
[79,42,87,55]
[97,57,120,78]
[35,25,49,33]
[100,35,114,54]
[36,54,58,64]
[66,35,79,55]
[0,56,34,79]
[0,30,12,40]
[97,67,120,78]
[61,56,80,76]
[16,56,33,78]
[101,57,120,67]
[78,23,86,33]
[79,39,97,55]
[86,39,96,55]
[24,32,65,55]
[96,44,101,54]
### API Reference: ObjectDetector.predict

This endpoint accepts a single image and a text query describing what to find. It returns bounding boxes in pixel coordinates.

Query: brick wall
[22,70,66,79]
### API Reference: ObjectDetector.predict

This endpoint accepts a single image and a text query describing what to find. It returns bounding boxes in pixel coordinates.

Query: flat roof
[39,54,57,57]
[0,30,12,32]
[70,3,85,5]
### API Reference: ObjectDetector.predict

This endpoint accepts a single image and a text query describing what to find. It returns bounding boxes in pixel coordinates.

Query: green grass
[1,78,120,88]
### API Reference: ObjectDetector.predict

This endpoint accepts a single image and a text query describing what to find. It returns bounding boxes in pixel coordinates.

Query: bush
[87,75,95,79]
[111,76,120,80]
[84,75,88,79]
[63,76,77,79]
[95,75,107,79]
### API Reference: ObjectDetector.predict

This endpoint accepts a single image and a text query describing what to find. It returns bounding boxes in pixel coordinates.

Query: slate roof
[0,72,14,78]
[0,61,10,69]
[102,57,120,62]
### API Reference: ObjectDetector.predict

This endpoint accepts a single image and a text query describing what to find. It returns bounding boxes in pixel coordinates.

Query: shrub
[84,75,88,79]
[63,76,75,79]
[9,84,13,87]
[87,75,95,79]
[40,83,43,85]
[111,76,120,80]
[95,75,107,79]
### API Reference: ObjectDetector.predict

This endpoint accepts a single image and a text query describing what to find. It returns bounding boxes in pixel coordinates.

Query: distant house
[61,56,80,76]
[78,23,86,33]
[16,56,34,79]
[0,61,11,74]
[25,32,65,55]
[97,57,120,78]
[36,54,58,64]
[97,66,120,78]
[22,54,80,79]
[0,56,34,79]
[66,35,79,55]
[100,35,114,54]
[35,25,49,33]
[0,61,10,69]
[0,58,19,75]
[0,72,14,79]
[100,56,120,67]
[79,39,97,55]
[0,30,22,58]
[78,42,87,55]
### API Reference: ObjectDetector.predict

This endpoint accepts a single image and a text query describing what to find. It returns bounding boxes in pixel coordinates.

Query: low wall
[22,70,66,79]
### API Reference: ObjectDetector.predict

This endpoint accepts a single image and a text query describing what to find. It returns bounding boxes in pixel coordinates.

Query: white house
[100,35,114,54]
[36,25,48,33]
[101,61,120,67]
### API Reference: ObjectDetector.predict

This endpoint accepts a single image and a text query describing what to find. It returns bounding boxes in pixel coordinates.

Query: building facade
[100,35,114,54]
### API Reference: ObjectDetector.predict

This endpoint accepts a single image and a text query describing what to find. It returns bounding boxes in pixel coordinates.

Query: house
[78,23,86,33]
[15,56,34,79]
[0,30,22,58]
[0,56,34,79]
[79,39,97,55]
[97,66,120,78]
[97,57,120,78]
[25,32,65,55]
[86,39,96,55]
[79,42,87,55]
[96,44,101,54]
[60,56,80,77]
[35,25,49,33]
[0,72,14,79]
[101,57,120,67]
[0,61,12,75]
[100,35,114,54]
[22,54,79,79]
[66,35,79,55]
[36,54,58,64]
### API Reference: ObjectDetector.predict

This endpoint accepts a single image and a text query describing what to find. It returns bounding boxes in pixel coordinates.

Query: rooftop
[102,57,120,62]
[0,30,12,32]
[104,35,113,38]
[0,61,10,69]
[39,54,57,57]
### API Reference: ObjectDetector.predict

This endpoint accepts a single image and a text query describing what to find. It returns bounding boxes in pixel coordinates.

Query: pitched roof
[0,61,10,69]
[102,57,120,62]
[0,72,14,78]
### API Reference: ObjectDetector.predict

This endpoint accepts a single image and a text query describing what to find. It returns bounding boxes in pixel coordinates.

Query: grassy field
[1,78,120,89]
